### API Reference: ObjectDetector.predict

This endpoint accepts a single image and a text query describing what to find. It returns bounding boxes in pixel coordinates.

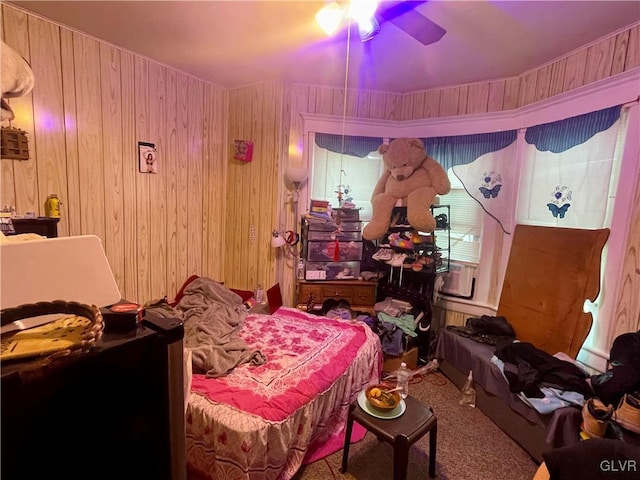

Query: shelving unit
[296,208,377,315]
[373,205,451,362]
[300,208,364,281]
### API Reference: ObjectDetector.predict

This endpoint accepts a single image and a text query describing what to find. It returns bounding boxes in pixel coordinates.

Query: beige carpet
[292,371,539,480]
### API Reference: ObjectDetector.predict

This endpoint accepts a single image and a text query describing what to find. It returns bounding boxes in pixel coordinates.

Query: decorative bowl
[365,384,401,411]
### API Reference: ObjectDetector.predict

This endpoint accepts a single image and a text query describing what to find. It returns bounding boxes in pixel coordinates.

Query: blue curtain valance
[422,130,518,170]
[525,105,622,153]
[315,133,383,158]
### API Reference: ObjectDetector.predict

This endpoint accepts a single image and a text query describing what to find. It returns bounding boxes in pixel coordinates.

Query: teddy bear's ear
[409,138,425,149]
[378,144,390,154]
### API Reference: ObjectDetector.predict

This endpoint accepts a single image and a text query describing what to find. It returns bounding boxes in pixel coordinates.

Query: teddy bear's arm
[370,170,391,200]
[421,157,451,195]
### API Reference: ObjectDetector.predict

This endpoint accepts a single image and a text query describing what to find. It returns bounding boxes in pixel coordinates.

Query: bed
[436,328,583,462]
[148,278,383,480]
[435,225,610,463]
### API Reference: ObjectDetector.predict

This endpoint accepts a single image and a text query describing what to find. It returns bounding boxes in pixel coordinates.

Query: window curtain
[423,131,518,234]
[516,105,623,228]
[311,139,384,220]
[314,133,384,158]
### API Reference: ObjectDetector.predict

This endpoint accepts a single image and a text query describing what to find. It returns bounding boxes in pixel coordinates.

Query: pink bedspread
[186,307,382,480]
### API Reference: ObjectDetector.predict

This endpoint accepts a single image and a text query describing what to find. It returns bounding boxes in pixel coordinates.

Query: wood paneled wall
[2,2,638,333]
[1,5,228,304]
[224,84,286,292]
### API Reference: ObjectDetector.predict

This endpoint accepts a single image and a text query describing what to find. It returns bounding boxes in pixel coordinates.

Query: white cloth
[452,141,518,234]
[516,122,621,228]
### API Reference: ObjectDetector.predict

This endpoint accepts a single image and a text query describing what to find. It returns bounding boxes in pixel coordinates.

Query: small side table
[341,395,437,480]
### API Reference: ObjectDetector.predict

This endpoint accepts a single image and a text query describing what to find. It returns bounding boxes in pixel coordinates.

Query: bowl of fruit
[365,384,401,411]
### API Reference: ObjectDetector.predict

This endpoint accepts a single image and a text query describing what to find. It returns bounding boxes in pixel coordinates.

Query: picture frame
[138,141,157,173]
[233,139,253,162]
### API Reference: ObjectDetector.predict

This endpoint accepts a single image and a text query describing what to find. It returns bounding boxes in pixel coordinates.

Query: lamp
[285,166,309,204]
[350,0,380,42]
[315,2,344,35]
[271,230,287,248]
[357,16,379,41]
[316,1,381,43]
[285,166,309,190]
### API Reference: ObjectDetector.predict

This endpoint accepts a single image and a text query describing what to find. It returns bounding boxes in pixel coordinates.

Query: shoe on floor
[581,397,613,438]
[613,393,640,434]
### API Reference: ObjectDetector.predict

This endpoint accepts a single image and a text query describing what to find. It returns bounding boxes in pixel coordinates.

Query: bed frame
[436,225,609,462]
[437,329,582,462]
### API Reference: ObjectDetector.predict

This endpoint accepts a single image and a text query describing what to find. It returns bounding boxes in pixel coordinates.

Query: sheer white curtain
[311,141,384,222]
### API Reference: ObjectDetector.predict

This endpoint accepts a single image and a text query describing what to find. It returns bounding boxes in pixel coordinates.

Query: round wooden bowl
[365,383,401,411]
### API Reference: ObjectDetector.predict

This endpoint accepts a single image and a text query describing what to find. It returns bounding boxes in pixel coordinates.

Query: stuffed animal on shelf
[1,41,35,122]
[363,137,451,241]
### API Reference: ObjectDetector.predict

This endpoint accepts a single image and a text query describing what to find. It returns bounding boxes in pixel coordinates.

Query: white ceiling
[8,1,640,93]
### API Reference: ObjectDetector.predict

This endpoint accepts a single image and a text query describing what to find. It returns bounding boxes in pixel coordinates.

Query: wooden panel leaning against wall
[1,4,228,306]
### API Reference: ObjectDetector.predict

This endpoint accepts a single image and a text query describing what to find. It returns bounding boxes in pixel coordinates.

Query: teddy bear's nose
[397,174,405,181]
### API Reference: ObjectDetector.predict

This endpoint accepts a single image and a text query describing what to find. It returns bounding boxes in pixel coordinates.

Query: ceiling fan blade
[389,9,446,46]
[376,1,446,46]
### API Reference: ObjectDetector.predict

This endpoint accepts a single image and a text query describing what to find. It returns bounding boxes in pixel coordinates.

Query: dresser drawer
[298,283,323,304]
[321,285,354,301]
[352,286,376,305]
[296,280,377,313]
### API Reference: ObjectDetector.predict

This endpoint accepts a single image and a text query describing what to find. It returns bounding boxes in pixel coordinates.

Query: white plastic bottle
[459,370,477,407]
[396,362,410,399]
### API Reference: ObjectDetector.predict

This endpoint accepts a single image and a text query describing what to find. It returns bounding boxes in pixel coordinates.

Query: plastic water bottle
[254,282,265,304]
[459,370,477,407]
[396,362,410,399]
[296,257,305,280]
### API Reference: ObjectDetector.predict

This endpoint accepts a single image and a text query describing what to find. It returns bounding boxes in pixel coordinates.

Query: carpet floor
[292,370,539,480]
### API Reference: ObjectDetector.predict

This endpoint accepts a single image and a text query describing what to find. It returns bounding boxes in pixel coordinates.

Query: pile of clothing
[362,298,422,356]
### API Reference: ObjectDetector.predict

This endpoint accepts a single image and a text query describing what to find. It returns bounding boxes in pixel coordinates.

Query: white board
[1,234,121,311]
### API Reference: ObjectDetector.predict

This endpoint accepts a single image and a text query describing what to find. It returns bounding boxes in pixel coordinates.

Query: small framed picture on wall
[138,141,158,173]
[234,139,253,162]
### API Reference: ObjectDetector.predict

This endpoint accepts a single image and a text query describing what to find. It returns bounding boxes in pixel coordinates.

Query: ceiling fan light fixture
[358,16,380,42]
[349,0,379,22]
[349,0,380,42]
[315,2,344,36]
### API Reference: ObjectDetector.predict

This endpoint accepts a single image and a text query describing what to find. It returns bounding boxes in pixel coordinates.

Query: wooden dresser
[296,279,377,314]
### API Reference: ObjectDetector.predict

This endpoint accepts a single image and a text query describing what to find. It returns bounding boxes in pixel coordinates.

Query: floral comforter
[186,307,382,480]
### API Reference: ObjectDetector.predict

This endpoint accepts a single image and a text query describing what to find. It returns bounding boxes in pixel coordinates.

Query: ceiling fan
[375,1,446,46]
[316,1,446,46]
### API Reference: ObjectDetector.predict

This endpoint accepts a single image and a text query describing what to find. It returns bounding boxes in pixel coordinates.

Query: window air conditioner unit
[440,261,476,298]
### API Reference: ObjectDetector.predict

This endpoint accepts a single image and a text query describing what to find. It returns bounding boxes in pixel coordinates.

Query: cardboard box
[383,346,418,373]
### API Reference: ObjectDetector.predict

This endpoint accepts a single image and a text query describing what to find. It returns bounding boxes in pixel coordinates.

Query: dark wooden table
[341,394,437,480]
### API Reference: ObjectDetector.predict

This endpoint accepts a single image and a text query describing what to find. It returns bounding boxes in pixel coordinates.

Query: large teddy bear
[363,137,451,241]
[1,41,35,122]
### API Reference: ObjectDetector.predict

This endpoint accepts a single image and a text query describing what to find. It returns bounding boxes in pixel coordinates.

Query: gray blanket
[146,277,266,377]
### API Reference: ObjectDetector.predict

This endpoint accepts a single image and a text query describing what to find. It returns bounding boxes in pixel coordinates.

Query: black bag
[590,330,640,406]
[466,315,516,338]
